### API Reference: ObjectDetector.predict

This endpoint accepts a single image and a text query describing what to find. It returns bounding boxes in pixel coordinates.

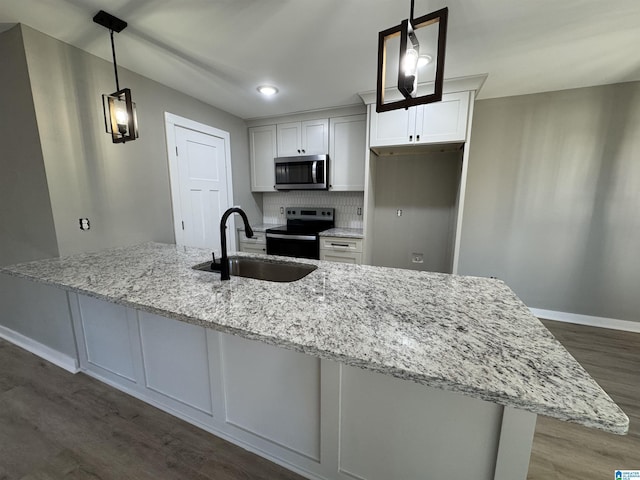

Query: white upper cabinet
[370,91,470,147]
[329,114,366,191]
[277,119,329,156]
[250,114,364,192]
[249,125,277,192]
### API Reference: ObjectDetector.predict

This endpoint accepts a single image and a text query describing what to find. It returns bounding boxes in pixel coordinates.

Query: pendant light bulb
[115,108,128,125]
[402,48,419,76]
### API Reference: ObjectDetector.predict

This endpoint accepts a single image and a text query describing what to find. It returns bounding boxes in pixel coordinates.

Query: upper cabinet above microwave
[277,119,329,156]
[369,91,470,147]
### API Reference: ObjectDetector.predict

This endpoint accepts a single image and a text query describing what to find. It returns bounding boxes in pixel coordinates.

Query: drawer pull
[331,242,350,247]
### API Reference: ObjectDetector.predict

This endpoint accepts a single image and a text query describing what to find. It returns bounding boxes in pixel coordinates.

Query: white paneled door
[165,114,235,256]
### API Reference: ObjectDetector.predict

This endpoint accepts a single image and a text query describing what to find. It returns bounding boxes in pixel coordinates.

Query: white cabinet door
[249,125,277,192]
[329,115,366,191]
[369,92,470,147]
[277,119,328,156]
[301,119,329,155]
[369,106,414,147]
[276,122,302,156]
[415,91,470,144]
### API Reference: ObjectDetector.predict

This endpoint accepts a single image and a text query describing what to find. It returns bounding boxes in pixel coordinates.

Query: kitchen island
[0,242,628,480]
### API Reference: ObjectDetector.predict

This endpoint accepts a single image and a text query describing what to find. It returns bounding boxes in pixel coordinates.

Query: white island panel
[139,311,215,416]
[338,364,502,480]
[221,333,322,462]
[78,295,138,384]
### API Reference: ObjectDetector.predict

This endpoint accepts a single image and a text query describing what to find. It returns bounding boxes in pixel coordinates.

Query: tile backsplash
[263,192,364,228]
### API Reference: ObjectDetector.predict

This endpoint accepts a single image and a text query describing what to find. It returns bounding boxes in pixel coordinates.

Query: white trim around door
[164,113,236,252]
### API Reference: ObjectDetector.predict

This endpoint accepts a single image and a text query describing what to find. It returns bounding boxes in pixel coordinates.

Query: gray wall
[459,83,640,322]
[0,273,76,357]
[0,24,261,357]
[20,25,261,257]
[371,151,462,273]
[0,26,59,266]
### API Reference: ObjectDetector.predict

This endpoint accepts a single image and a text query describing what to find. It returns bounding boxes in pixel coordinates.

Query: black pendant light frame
[94,10,139,144]
[376,4,448,113]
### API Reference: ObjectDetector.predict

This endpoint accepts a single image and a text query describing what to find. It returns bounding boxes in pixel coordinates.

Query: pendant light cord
[410,0,415,20]
[110,29,120,91]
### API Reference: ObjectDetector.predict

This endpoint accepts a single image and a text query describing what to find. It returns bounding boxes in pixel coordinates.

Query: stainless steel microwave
[274,154,329,190]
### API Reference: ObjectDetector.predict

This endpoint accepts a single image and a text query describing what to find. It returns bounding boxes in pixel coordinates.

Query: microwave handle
[312,160,318,184]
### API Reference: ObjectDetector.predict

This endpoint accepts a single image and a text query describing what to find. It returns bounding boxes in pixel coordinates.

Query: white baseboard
[0,325,79,373]
[530,308,640,334]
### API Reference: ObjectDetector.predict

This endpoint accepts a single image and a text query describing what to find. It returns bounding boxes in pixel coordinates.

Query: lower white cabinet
[238,230,266,254]
[69,292,536,480]
[320,236,363,264]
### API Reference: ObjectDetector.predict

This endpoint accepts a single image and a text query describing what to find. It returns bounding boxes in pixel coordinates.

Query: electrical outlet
[411,253,424,264]
[397,209,403,217]
[79,218,90,231]
[357,207,362,216]
[280,206,284,214]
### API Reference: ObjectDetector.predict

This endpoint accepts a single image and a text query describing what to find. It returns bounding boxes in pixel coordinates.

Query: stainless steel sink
[193,256,317,282]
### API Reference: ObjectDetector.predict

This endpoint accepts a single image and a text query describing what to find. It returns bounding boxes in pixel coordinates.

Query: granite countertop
[319,228,364,239]
[0,242,628,434]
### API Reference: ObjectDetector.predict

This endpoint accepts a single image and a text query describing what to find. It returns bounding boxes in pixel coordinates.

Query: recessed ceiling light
[418,55,433,68]
[257,85,279,96]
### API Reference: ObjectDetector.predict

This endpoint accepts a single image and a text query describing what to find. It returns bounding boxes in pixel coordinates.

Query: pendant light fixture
[93,10,139,144]
[376,2,448,113]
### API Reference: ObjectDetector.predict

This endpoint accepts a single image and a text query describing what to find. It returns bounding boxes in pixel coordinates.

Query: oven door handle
[267,233,317,241]
[312,160,318,184]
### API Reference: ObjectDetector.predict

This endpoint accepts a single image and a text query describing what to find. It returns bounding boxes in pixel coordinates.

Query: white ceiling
[2,0,640,119]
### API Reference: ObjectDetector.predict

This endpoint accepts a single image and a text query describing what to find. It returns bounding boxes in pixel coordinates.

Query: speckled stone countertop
[319,228,364,238]
[0,242,628,434]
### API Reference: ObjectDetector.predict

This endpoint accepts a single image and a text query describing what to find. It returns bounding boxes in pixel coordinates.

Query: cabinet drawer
[320,251,362,264]
[239,243,267,254]
[238,231,266,244]
[320,236,363,253]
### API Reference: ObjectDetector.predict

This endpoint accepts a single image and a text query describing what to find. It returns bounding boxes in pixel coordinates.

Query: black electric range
[266,207,334,260]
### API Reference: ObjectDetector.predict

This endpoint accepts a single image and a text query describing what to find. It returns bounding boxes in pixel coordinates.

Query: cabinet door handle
[409,135,413,141]
[416,134,420,141]
[297,149,301,153]
[302,149,305,153]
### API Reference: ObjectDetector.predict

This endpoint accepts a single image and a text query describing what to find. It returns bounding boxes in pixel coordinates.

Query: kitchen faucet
[218,207,254,281]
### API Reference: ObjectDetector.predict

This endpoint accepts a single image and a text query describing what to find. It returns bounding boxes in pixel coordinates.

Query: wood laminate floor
[0,320,638,479]
[528,320,640,479]
[0,338,305,480]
